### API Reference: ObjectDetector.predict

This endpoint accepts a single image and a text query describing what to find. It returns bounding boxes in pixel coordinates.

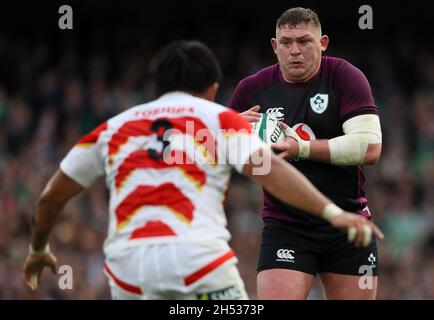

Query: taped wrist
[298,140,310,159]
[282,125,310,159]
[322,203,344,221]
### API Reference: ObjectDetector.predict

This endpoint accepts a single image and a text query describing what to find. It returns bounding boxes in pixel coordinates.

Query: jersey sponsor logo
[133,106,195,118]
[266,107,285,121]
[276,248,295,263]
[196,285,242,300]
[309,93,329,114]
[292,123,316,141]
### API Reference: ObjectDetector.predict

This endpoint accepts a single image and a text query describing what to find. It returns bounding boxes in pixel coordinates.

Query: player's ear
[201,82,219,102]
[271,38,278,53]
[320,35,329,52]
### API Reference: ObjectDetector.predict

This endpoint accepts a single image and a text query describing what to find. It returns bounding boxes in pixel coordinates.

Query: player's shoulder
[108,102,150,125]
[236,64,279,93]
[186,96,248,130]
[235,64,279,98]
[175,94,229,119]
[142,93,232,124]
[323,56,366,78]
[102,93,234,132]
[229,64,279,110]
[322,55,351,67]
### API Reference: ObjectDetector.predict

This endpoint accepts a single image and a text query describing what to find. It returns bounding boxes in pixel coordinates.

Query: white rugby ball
[251,113,285,145]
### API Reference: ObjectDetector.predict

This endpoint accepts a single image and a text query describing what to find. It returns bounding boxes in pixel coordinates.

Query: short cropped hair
[276,7,322,34]
[150,40,222,97]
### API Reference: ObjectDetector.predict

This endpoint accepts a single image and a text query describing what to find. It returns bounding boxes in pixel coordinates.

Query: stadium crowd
[1,28,434,299]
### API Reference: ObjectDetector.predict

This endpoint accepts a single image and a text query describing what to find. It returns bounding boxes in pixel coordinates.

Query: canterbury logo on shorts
[276,249,295,263]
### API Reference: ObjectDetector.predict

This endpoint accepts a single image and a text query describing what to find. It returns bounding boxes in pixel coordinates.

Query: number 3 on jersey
[148,119,173,161]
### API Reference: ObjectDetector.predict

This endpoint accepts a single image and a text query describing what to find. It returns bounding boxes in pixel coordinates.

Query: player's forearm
[31,195,67,250]
[301,139,330,163]
[285,114,382,165]
[303,138,381,165]
[247,153,332,218]
[30,170,85,251]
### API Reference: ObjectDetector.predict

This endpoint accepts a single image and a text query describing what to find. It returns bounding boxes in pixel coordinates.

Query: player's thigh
[318,234,379,300]
[257,223,320,299]
[257,268,315,299]
[320,273,377,300]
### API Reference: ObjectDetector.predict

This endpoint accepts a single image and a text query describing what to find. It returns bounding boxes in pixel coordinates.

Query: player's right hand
[23,251,58,291]
[329,212,384,247]
[240,105,262,123]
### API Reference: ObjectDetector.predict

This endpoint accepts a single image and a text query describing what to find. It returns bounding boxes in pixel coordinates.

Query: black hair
[150,40,222,97]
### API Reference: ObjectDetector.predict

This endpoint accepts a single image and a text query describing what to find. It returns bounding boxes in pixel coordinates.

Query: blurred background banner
[1,0,433,299]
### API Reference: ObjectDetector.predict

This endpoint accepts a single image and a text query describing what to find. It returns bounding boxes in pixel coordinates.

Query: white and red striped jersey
[60,91,265,255]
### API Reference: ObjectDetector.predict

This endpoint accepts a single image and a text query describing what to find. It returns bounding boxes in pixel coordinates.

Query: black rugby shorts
[257,218,379,276]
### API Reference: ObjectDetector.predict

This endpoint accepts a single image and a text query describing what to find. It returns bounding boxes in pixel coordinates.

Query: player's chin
[287,68,306,79]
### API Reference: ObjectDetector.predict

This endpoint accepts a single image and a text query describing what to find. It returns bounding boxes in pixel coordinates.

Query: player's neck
[188,83,218,102]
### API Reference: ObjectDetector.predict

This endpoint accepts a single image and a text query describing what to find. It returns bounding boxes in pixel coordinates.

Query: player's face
[271,22,329,83]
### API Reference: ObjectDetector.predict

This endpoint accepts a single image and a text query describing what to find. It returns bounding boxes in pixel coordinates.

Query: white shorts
[103,241,248,300]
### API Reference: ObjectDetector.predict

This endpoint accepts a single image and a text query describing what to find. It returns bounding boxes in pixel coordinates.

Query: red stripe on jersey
[77,122,108,145]
[184,250,236,286]
[115,149,206,191]
[129,220,177,239]
[116,183,195,230]
[168,117,217,164]
[104,264,143,295]
[108,116,217,164]
[108,119,153,157]
[218,110,252,132]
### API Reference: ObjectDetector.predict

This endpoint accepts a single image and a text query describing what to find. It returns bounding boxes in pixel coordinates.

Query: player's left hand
[23,250,58,291]
[271,122,300,160]
[240,105,262,123]
[329,212,384,247]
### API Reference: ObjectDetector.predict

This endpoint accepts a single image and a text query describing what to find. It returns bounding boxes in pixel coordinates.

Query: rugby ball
[251,113,285,145]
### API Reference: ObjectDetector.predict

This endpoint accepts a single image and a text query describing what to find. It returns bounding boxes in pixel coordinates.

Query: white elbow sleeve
[328,114,382,165]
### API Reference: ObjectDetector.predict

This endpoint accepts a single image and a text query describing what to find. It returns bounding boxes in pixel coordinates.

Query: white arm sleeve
[220,129,266,173]
[60,144,105,188]
[218,109,267,173]
[328,114,382,165]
